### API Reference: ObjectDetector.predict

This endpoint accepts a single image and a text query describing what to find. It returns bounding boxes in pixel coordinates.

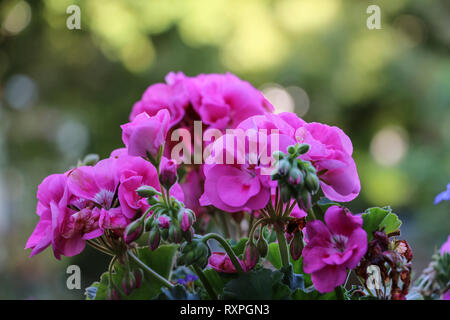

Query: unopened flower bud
[182,227,194,243]
[297,189,311,212]
[137,185,160,198]
[287,145,297,155]
[178,237,209,267]
[272,150,286,161]
[290,232,304,261]
[107,286,121,300]
[144,215,155,232]
[305,172,320,194]
[83,153,100,166]
[288,167,303,185]
[244,241,259,270]
[123,219,143,244]
[297,143,310,155]
[134,269,144,289]
[159,159,178,190]
[178,209,194,232]
[147,196,158,205]
[160,227,169,241]
[256,235,268,258]
[302,161,316,174]
[278,159,291,176]
[158,215,171,229]
[148,228,161,251]
[168,224,182,243]
[122,272,136,296]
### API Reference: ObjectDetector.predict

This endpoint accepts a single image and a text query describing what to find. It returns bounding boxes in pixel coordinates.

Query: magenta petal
[311,265,347,293]
[324,206,363,237]
[302,246,329,273]
[67,166,99,201]
[217,174,260,207]
[304,220,331,243]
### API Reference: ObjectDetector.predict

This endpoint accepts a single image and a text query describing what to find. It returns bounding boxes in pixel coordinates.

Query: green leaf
[291,288,337,300]
[135,244,178,280]
[267,242,282,269]
[91,244,178,300]
[316,197,340,213]
[222,268,292,300]
[230,237,248,257]
[202,268,236,297]
[362,207,402,241]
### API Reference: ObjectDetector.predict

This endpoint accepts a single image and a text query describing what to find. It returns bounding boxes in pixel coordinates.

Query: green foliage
[291,288,337,300]
[222,268,292,300]
[362,206,402,241]
[89,245,178,300]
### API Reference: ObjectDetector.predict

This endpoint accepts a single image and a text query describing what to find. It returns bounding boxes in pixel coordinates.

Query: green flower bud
[278,159,291,176]
[168,224,182,243]
[148,228,160,251]
[122,271,136,296]
[272,150,286,161]
[290,231,304,261]
[302,161,317,174]
[137,185,160,198]
[244,241,259,270]
[144,215,154,232]
[297,143,310,155]
[160,227,169,241]
[288,167,304,186]
[83,153,100,166]
[297,189,312,212]
[305,172,320,194]
[147,196,158,206]
[256,234,268,258]
[123,219,143,244]
[287,145,297,155]
[178,237,209,268]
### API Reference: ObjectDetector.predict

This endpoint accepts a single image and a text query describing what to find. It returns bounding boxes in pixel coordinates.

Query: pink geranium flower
[188,73,273,130]
[237,112,361,202]
[297,122,360,202]
[207,252,253,274]
[130,71,189,128]
[303,206,367,293]
[26,152,184,259]
[199,133,273,212]
[121,109,170,158]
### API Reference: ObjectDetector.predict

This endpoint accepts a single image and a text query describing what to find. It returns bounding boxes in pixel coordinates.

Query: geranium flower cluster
[26,149,184,259]
[26,72,446,300]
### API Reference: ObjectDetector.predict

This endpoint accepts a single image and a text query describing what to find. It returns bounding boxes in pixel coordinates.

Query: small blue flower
[434,183,450,205]
[176,274,198,286]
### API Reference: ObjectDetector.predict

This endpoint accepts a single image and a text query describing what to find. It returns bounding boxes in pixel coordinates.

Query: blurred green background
[0,0,448,299]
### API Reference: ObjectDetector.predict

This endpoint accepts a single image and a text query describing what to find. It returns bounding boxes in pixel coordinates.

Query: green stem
[276,229,290,268]
[247,214,254,237]
[192,265,218,300]
[202,233,245,274]
[219,213,231,239]
[108,256,117,285]
[127,249,174,288]
[307,208,318,221]
[334,286,346,300]
[248,218,270,242]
